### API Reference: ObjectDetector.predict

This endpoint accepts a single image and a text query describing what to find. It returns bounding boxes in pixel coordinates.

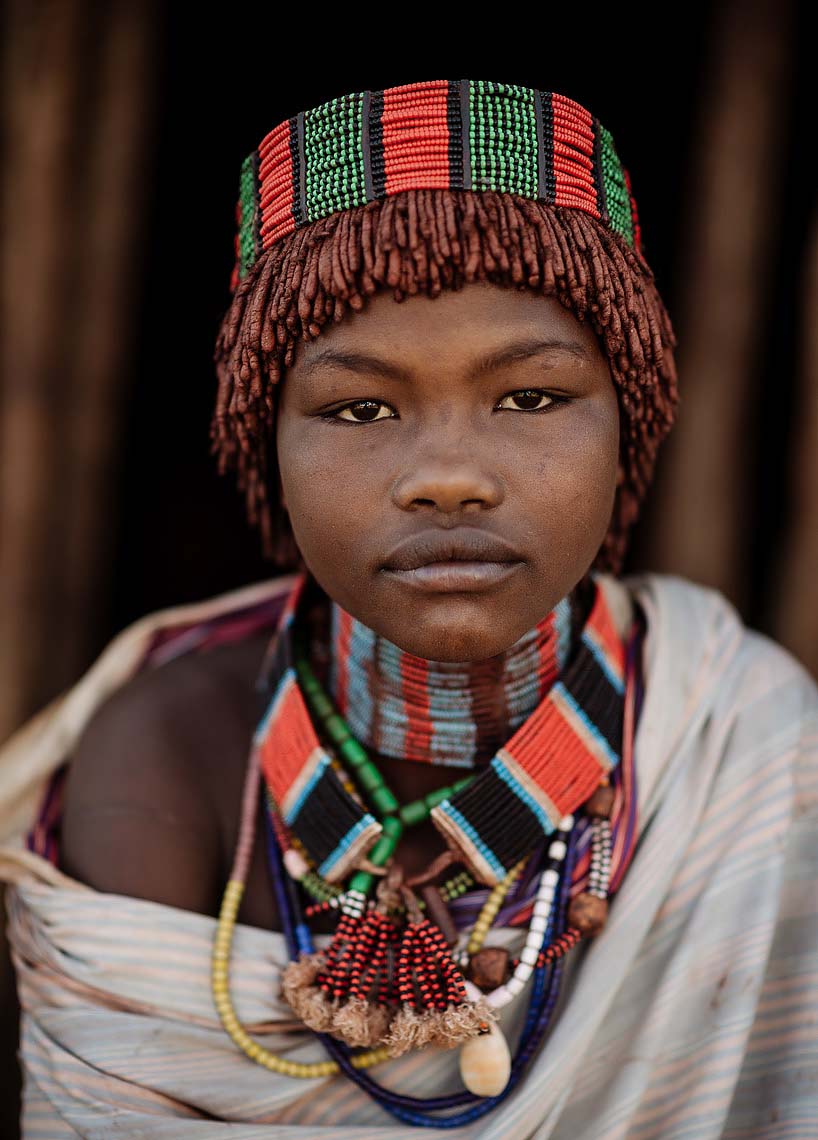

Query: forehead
[289,282,605,371]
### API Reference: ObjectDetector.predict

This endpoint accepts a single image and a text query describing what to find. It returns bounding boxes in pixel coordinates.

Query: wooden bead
[584,783,615,819]
[567,892,608,937]
[467,946,511,991]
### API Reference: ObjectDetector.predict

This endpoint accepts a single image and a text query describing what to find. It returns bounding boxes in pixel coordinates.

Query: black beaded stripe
[592,116,610,225]
[365,89,387,200]
[459,78,472,191]
[447,80,465,190]
[533,89,548,200]
[561,643,624,760]
[288,115,305,228]
[291,112,307,225]
[250,149,262,263]
[569,572,596,658]
[539,90,556,204]
[448,763,544,868]
[287,762,371,869]
[258,601,296,700]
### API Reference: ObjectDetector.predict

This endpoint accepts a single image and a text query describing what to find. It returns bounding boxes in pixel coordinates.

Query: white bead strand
[587,818,612,899]
[481,813,575,1010]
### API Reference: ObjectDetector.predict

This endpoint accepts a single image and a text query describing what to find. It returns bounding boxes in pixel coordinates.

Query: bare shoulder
[60,632,271,918]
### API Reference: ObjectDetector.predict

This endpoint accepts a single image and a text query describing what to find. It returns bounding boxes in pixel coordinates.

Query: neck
[324,583,589,768]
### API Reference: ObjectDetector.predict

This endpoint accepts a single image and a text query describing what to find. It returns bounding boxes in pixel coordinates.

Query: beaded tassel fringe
[280,864,496,1056]
[280,871,400,1048]
[381,880,495,1057]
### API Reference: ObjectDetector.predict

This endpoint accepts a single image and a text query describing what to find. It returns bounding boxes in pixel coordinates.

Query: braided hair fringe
[211,188,679,575]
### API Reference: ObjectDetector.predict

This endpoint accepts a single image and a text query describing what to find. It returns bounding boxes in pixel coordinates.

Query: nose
[390,450,504,513]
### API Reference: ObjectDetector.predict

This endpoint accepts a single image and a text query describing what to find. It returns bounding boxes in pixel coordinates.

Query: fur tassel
[383,993,497,1057]
[280,868,404,1047]
[279,951,337,1033]
[380,885,499,1058]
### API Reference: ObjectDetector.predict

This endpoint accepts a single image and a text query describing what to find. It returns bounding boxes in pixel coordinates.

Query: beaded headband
[229,78,643,293]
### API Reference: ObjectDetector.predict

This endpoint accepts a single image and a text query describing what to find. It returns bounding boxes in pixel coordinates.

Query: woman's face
[275,282,620,662]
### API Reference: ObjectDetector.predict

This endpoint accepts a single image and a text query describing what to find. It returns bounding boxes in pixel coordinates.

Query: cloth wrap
[1,570,817,1138]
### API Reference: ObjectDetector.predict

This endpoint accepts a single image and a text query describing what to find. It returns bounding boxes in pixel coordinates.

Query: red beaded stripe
[502,706,607,817]
[381,80,452,194]
[551,93,601,218]
[498,582,627,815]
[258,120,296,248]
[259,673,322,808]
[399,651,433,759]
[583,590,626,689]
[536,927,582,967]
[332,606,351,714]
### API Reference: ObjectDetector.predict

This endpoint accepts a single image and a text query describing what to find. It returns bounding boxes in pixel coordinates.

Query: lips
[381,528,523,572]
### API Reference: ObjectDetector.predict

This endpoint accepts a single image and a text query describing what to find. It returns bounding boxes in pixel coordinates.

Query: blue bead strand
[317,831,578,1125]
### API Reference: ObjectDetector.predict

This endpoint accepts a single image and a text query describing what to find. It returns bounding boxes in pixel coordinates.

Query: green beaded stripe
[469,79,538,198]
[598,124,634,247]
[304,92,367,223]
[238,152,260,279]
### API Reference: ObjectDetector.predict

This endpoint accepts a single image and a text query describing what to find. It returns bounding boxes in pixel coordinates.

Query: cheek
[528,408,618,519]
[277,420,376,548]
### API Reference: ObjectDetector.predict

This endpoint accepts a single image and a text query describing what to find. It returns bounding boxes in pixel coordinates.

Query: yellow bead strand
[465,857,528,957]
[211,879,392,1077]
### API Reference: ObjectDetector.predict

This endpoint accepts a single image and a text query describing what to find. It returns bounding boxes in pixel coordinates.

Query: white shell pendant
[458,982,511,1096]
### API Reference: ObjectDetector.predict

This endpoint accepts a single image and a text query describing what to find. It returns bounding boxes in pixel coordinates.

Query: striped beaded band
[230,78,642,293]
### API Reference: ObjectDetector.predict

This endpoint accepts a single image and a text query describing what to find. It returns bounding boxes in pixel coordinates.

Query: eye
[323,399,395,424]
[496,389,564,413]
[319,388,568,425]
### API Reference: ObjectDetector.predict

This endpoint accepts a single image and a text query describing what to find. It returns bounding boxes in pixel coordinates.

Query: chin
[386,610,522,663]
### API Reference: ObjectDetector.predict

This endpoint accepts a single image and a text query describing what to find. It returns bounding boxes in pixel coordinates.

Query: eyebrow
[297,336,590,383]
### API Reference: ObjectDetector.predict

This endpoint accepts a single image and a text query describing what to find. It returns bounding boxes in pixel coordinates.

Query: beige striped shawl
[1,570,816,1139]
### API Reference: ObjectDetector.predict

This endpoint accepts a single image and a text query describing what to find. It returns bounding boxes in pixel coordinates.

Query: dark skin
[58,282,620,935]
[276,282,620,662]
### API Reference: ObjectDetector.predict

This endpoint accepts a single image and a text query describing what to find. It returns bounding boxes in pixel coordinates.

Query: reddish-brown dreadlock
[211,188,678,576]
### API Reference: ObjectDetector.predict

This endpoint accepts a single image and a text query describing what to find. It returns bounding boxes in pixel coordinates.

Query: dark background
[114,18,716,624]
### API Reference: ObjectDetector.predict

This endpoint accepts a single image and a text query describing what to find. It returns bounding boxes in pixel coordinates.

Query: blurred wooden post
[639,0,791,613]
[770,211,818,678]
[1,4,158,1136]
[0,0,158,743]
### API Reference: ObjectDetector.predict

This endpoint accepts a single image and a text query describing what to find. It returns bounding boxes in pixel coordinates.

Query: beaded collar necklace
[210,570,645,1122]
[324,583,580,767]
[255,569,625,886]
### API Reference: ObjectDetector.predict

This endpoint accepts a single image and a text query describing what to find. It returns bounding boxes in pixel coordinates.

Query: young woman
[1,78,816,1138]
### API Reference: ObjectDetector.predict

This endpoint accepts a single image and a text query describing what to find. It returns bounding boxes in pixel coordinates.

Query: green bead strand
[301,871,341,901]
[291,631,482,910]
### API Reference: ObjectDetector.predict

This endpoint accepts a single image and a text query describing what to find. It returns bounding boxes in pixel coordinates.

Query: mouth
[381,559,524,593]
[380,528,525,591]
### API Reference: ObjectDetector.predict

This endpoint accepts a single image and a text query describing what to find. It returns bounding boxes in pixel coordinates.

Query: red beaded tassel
[280,869,403,1047]
[382,883,496,1058]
